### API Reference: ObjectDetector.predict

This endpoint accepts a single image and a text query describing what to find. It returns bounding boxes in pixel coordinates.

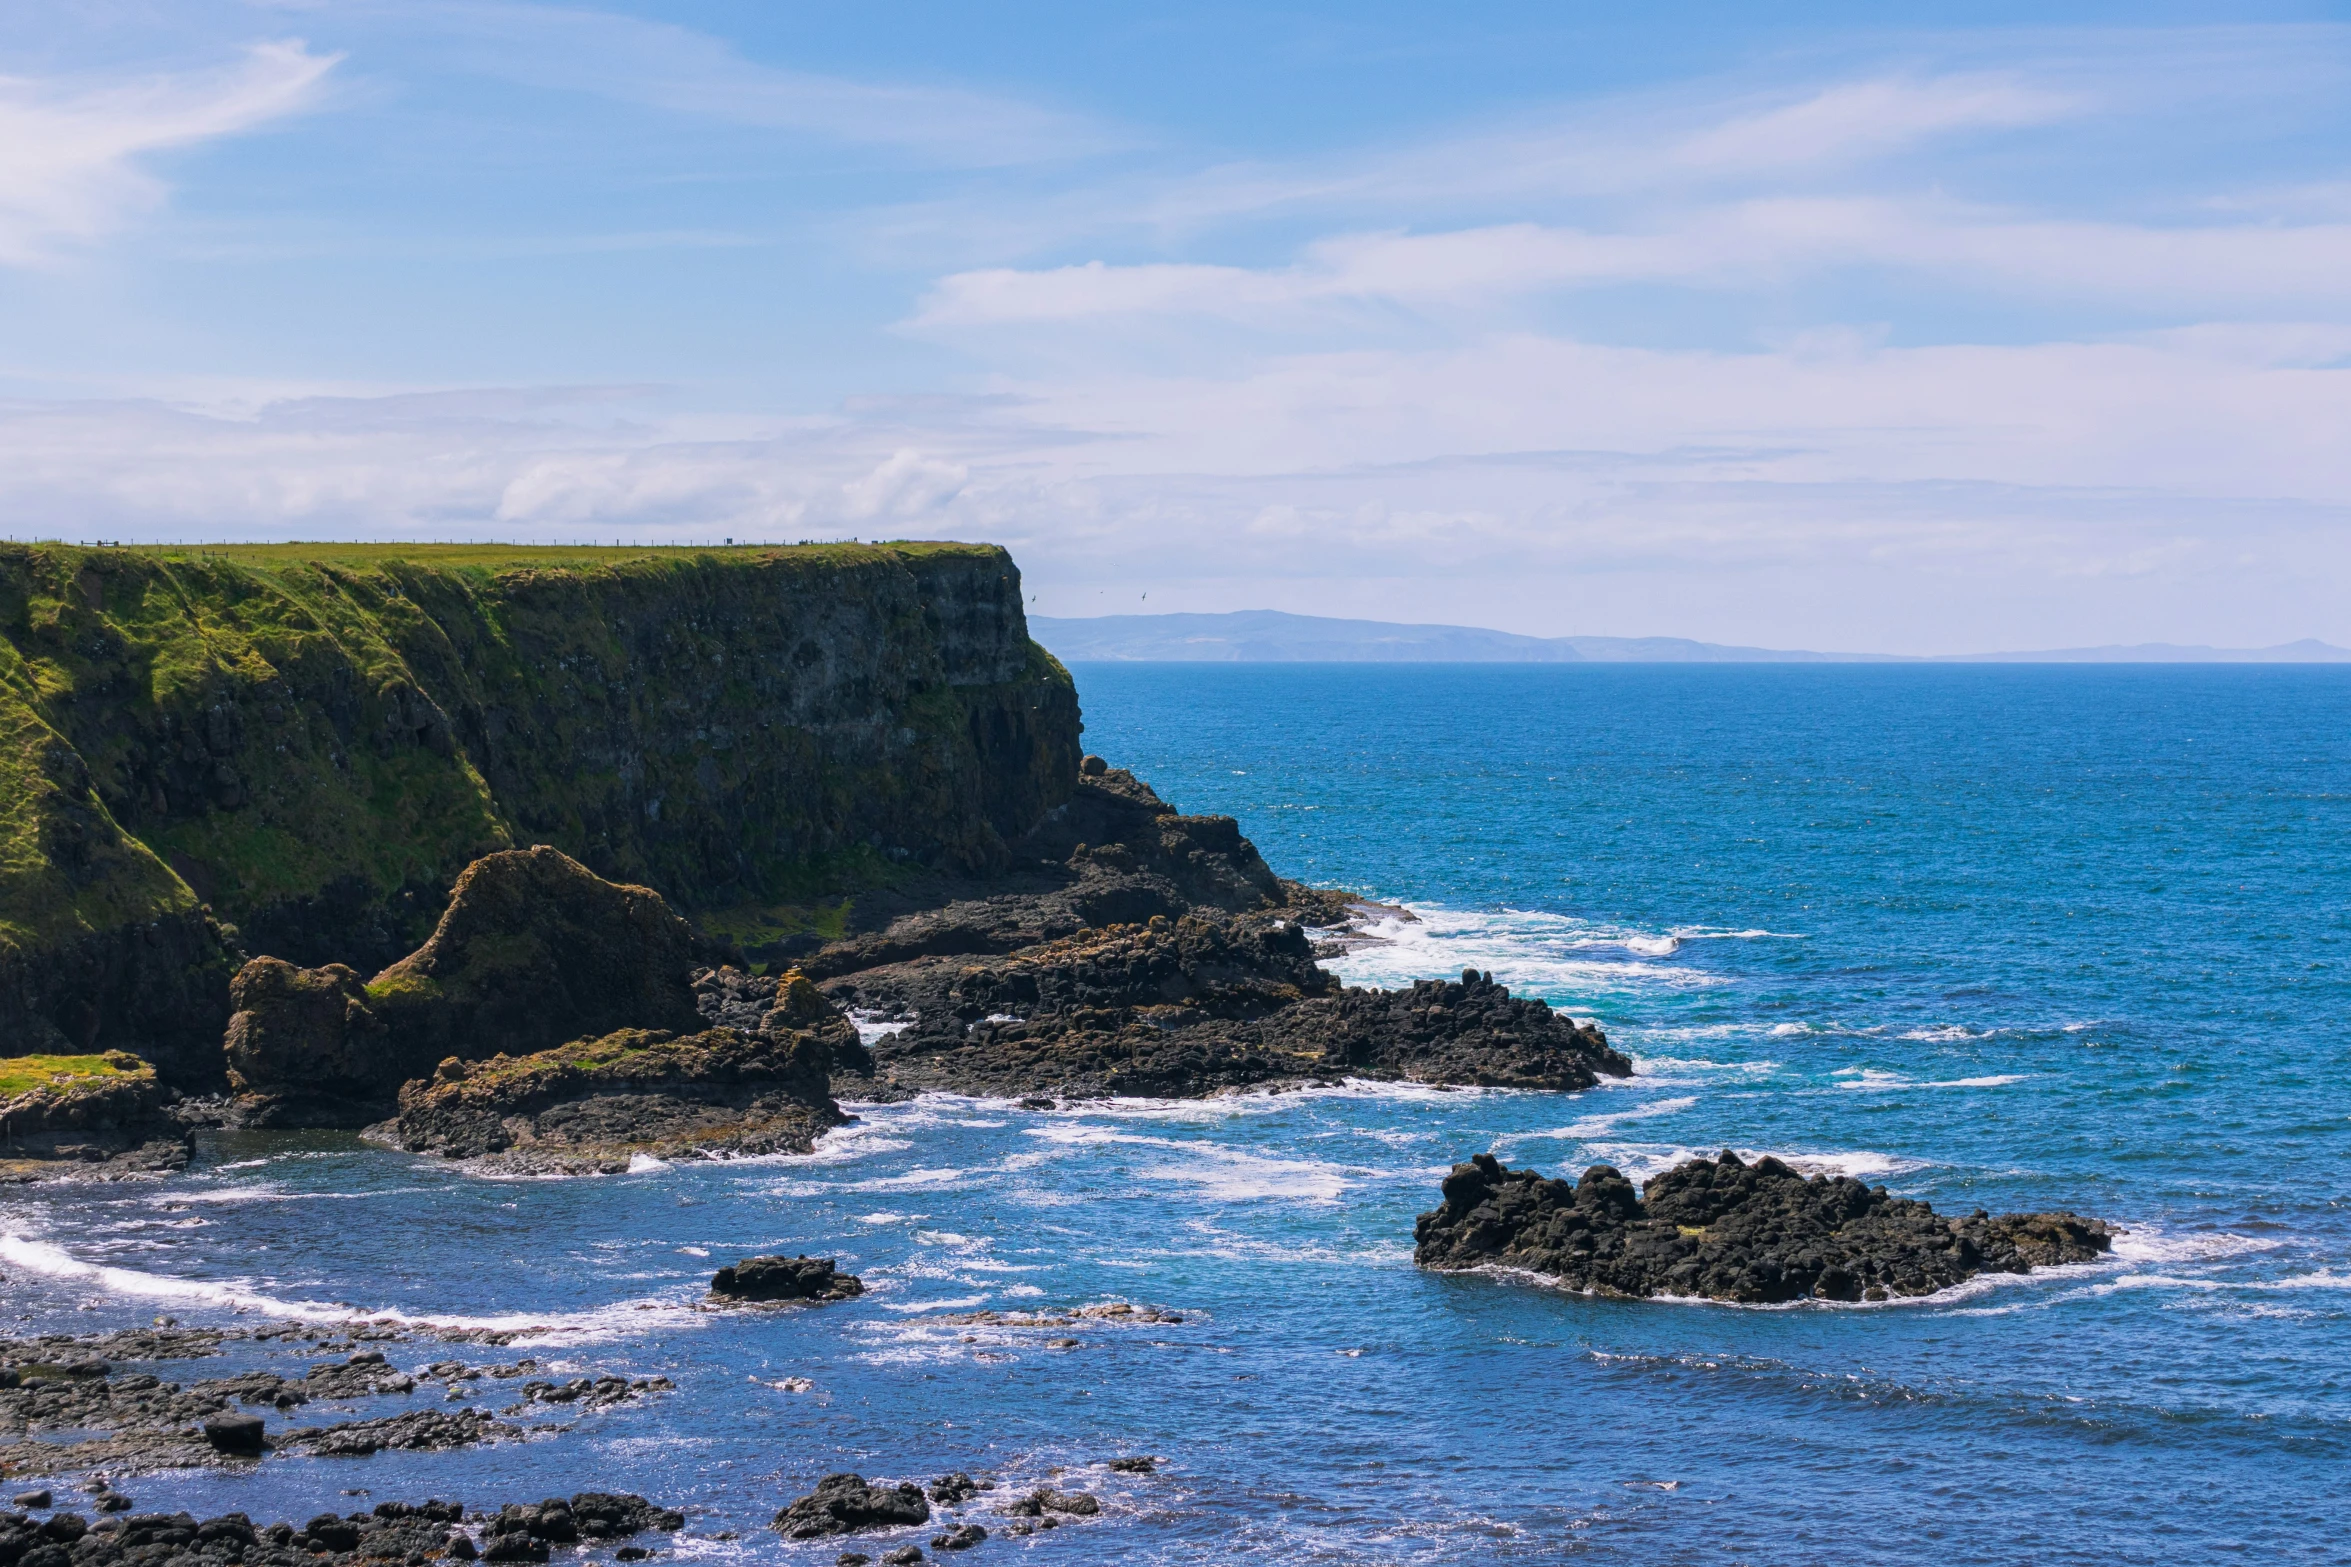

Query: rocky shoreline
[1415,1150,2115,1303]
[0,1321,1152,1565]
[4,1492,685,1567]
[2,753,1628,1181]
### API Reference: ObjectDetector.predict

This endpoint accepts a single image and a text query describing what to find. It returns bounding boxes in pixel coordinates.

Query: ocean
[8,663,2348,1564]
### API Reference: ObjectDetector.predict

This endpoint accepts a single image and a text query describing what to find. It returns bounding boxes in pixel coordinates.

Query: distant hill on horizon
[1029,610,2351,665]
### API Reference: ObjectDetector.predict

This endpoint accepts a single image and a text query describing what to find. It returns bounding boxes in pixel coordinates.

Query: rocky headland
[2,543,1630,1175]
[1415,1149,2115,1304]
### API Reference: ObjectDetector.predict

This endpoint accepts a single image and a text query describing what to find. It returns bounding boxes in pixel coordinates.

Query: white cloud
[0,39,338,265]
[915,202,2351,328]
[5,321,2350,651]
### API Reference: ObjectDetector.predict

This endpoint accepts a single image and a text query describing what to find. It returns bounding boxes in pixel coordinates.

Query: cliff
[0,542,1079,1075]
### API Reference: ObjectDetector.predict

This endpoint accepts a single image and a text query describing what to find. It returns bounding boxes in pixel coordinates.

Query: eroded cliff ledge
[0,542,1078,1073]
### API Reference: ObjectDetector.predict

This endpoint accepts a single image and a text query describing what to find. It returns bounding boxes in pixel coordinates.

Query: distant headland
[1030,609,2351,664]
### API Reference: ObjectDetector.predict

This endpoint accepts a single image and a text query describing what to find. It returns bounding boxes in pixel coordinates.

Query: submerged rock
[1414,1150,2114,1304]
[710,1256,865,1304]
[275,1407,518,1457]
[772,1475,929,1538]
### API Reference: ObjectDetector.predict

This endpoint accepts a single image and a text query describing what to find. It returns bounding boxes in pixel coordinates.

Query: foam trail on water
[0,1234,699,1341]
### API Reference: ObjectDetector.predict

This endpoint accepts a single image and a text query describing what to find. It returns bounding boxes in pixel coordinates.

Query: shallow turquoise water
[7,664,2347,1564]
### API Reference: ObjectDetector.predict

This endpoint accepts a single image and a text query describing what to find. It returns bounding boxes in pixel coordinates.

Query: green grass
[1,536,1070,1000]
[102,540,992,571]
[0,1052,146,1097]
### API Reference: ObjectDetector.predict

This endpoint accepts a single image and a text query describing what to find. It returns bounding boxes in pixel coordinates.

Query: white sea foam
[1023,1124,1356,1201]
[625,1153,668,1172]
[851,1166,980,1191]
[880,1294,990,1314]
[0,1234,698,1341]
[848,1010,913,1046]
[1580,1142,1931,1183]
[2256,1270,2351,1290]
[168,1185,441,1205]
[2108,1227,2283,1266]
[1323,904,1730,996]
[1510,1096,1698,1143]
[1834,1070,2031,1091]
[792,1120,913,1165]
[1607,1055,1778,1089]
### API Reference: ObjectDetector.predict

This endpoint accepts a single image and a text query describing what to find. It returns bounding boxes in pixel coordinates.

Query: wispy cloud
[913,204,2351,327]
[0,39,338,265]
[861,66,2092,262]
[422,3,1121,167]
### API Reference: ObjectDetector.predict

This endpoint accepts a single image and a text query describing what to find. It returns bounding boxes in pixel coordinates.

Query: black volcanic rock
[772,1475,930,1538]
[831,906,1628,1101]
[1414,1149,2113,1303]
[200,1413,264,1453]
[0,1493,678,1567]
[710,1255,865,1304]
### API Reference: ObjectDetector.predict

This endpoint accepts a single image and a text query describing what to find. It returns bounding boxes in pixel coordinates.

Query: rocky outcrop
[772,1475,930,1539]
[1414,1150,2114,1304]
[363,847,727,1059]
[0,1052,190,1180]
[829,915,1626,1100]
[387,1018,848,1175]
[0,1494,682,1567]
[790,757,1624,1100]
[220,962,385,1121]
[225,848,733,1121]
[708,1256,864,1303]
[2,541,1078,1072]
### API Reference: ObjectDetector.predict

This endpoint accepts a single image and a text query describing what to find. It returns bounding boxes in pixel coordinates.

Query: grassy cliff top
[0,1051,149,1097]
[21,539,1004,577]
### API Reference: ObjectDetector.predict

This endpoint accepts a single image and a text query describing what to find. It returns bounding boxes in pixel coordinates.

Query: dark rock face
[835,928,1626,1100]
[772,1475,930,1539]
[220,960,382,1115]
[200,1414,264,1453]
[710,1256,865,1304]
[364,847,727,1059]
[1003,1489,1099,1518]
[804,766,1623,1101]
[1414,1150,2115,1304]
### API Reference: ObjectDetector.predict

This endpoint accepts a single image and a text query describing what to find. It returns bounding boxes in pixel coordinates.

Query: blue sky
[5,2,2351,652]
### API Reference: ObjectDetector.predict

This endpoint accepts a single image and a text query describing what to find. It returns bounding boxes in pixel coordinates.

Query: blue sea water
[8,664,2350,1565]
